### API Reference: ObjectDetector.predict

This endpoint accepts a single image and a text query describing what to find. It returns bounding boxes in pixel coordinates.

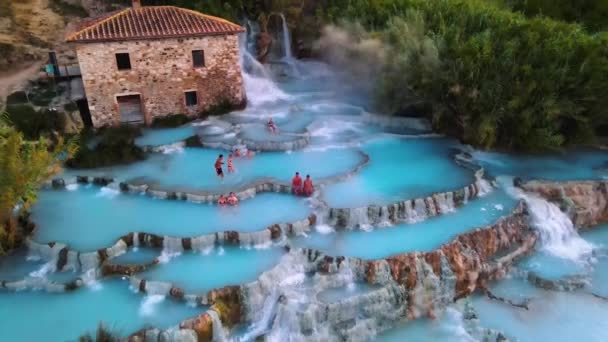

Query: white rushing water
[279,13,292,60]
[139,294,165,317]
[497,176,594,262]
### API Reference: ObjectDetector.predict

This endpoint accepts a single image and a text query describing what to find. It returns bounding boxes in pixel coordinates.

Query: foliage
[78,323,121,342]
[319,0,608,151]
[151,113,191,128]
[506,0,608,32]
[50,0,88,18]
[6,91,28,105]
[0,112,76,255]
[66,125,146,169]
[5,104,66,140]
[200,98,244,117]
[63,102,78,112]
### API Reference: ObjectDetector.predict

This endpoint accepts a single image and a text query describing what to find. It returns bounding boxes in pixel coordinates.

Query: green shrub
[66,125,146,169]
[63,102,78,112]
[200,98,244,118]
[78,323,121,342]
[151,113,191,128]
[51,0,88,17]
[6,91,28,105]
[5,104,65,139]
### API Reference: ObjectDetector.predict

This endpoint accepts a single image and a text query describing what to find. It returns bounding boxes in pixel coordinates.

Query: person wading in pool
[227,192,239,205]
[215,154,224,179]
[303,175,314,196]
[292,172,303,195]
[227,154,235,173]
[217,194,227,205]
[267,117,278,134]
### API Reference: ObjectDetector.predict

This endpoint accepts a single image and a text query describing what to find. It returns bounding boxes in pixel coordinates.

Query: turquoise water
[135,126,196,146]
[293,189,516,259]
[31,187,311,251]
[0,279,204,341]
[472,277,608,342]
[472,149,608,180]
[142,246,283,293]
[66,147,365,192]
[322,137,473,207]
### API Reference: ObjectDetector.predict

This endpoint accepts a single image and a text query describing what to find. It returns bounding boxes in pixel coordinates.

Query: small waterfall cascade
[209,310,228,342]
[238,288,281,341]
[497,176,594,261]
[525,194,594,261]
[245,19,261,56]
[239,32,290,106]
[278,13,292,60]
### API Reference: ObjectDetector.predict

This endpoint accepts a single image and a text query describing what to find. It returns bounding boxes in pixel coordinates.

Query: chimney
[132,0,141,9]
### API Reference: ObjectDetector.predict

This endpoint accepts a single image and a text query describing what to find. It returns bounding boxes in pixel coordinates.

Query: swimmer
[267,117,277,134]
[227,154,235,173]
[291,172,303,195]
[214,154,224,179]
[227,192,239,205]
[217,194,227,205]
[303,174,314,197]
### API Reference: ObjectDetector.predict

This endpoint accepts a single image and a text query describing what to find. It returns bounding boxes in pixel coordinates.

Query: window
[192,50,205,68]
[115,53,131,70]
[185,91,198,107]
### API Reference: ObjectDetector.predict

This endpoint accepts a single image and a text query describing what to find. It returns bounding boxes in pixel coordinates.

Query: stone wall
[75,34,244,127]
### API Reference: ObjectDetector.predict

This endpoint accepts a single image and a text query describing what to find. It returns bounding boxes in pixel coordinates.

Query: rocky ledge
[519,179,608,228]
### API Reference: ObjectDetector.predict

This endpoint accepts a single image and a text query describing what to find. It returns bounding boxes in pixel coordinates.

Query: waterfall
[209,309,228,342]
[524,194,593,261]
[238,288,280,341]
[133,232,140,251]
[413,198,428,221]
[497,176,594,261]
[349,207,371,230]
[474,177,493,196]
[239,34,290,106]
[278,13,292,60]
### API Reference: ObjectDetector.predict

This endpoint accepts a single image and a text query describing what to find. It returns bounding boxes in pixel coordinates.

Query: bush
[6,91,28,105]
[78,323,121,342]
[66,125,146,169]
[5,104,65,139]
[151,113,191,128]
[200,98,244,118]
[63,102,78,112]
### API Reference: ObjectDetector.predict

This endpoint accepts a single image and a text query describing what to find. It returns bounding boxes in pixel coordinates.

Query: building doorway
[75,98,93,128]
[117,94,144,123]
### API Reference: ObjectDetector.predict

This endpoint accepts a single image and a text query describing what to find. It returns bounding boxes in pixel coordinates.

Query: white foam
[65,183,79,191]
[315,224,335,235]
[494,204,504,211]
[29,261,55,278]
[157,250,181,264]
[139,294,165,317]
[95,186,120,199]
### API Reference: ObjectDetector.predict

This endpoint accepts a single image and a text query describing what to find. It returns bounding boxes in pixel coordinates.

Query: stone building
[66,0,245,127]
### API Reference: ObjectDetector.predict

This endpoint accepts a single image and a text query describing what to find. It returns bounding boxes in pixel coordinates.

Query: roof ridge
[66,8,131,42]
[176,7,242,29]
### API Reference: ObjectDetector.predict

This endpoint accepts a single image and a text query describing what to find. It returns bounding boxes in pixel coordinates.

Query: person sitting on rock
[303,175,314,196]
[227,154,235,173]
[227,192,239,205]
[292,172,303,195]
[217,194,227,205]
[267,117,277,134]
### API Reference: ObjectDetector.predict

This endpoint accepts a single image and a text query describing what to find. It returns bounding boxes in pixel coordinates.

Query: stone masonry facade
[75,34,244,127]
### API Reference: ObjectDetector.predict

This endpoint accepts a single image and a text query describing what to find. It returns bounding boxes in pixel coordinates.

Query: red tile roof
[66,6,244,43]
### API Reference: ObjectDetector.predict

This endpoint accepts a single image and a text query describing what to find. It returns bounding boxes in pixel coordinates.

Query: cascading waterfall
[239,288,280,341]
[239,33,290,106]
[497,176,594,261]
[279,13,292,60]
[209,310,228,342]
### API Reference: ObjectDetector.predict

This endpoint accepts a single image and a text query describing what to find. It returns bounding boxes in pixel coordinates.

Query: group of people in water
[217,192,239,206]
[212,117,313,207]
[292,172,314,196]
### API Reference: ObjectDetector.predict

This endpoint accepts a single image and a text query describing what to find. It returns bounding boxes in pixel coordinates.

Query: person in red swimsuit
[303,174,314,196]
[217,194,227,205]
[291,172,303,195]
[214,154,224,179]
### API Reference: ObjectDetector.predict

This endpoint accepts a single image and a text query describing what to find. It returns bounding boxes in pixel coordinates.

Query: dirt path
[0,61,44,106]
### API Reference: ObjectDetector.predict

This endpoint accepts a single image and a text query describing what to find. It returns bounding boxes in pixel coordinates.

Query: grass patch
[66,125,146,169]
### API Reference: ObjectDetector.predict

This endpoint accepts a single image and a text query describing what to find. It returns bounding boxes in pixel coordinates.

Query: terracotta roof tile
[66,6,244,43]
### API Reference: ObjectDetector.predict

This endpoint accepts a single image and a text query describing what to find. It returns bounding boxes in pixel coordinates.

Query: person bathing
[217,194,227,205]
[267,117,278,134]
[303,175,314,196]
[292,172,303,195]
[227,192,239,205]
[227,154,235,173]
[214,154,224,179]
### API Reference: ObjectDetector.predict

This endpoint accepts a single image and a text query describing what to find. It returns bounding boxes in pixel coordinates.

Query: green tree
[0,113,76,254]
